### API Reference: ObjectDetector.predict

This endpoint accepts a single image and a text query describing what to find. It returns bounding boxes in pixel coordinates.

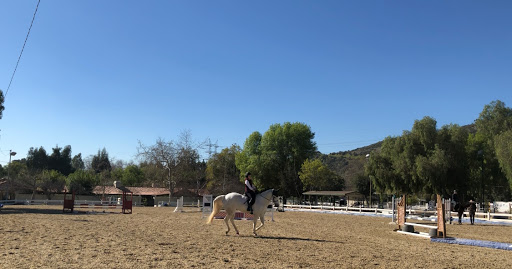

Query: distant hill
[318,141,382,191]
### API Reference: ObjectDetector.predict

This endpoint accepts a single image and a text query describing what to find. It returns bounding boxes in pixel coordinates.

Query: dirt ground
[1,205,511,269]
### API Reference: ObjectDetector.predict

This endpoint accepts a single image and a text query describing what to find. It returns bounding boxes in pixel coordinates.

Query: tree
[0,165,5,178]
[26,146,49,199]
[367,117,467,197]
[72,153,85,171]
[175,130,206,195]
[495,130,512,191]
[206,145,242,194]
[353,174,370,204]
[39,170,66,199]
[435,124,469,195]
[67,170,98,195]
[299,158,341,191]
[26,147,49,172]
[140,161,167,187]
[137,137,178,200]
[235,132,263,187]
[122,165,144,186]
[475,100,512,141]
[6,161,30,199]
[236,122,317,197]
[48,145,74,176]
[365,141,397,195]
[91,148,111,173]
[473,100,512,201]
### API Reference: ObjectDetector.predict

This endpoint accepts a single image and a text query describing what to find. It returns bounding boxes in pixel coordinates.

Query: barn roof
[92,186,210,196]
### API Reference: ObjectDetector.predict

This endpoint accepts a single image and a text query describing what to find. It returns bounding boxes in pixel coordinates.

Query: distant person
[468,200,477,225]
[244,172,257,214]
[451,190,458,211]
[457,202,466,224]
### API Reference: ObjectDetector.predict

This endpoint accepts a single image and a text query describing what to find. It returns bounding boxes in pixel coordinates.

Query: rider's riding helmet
[245,172,251,178]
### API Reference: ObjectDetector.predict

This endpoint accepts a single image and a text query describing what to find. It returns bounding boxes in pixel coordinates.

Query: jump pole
[397,194,446,239]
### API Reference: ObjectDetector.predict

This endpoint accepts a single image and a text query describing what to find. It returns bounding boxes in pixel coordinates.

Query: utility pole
[205,139,219,160]
[7,150,16,200]
[366,154,371,208]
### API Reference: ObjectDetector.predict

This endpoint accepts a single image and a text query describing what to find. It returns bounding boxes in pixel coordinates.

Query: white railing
[282,204,512,222]
[0,199,143,207]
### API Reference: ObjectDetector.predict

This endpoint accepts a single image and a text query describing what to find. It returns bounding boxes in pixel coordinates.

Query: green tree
[0,165,5,178]
[48,145,74,176]
[139,161,167,187]
[367,117,468,197]
[67,170,98,195]
[72,153,85,171]
[353,174,370,204]
[495,130,512,191]
[473,100,512,201]
[235,132,263,187]
[39,170,66,199]
[435,124,469,196]
[415,146,449,195]
[122,165,144,186]
[6,161,30,199]
[26,147,49,172]
[206,144,242,194]
[299,158,341,191]
[365,142,397,195]
[91,148,111,173]
[236,122,317,197]
[26,147,49,198]
[475,100,512,140]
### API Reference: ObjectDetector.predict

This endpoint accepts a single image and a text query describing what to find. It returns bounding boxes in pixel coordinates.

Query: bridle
[257,190,276,204]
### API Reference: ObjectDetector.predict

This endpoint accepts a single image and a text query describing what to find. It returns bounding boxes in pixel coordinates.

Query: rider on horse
[244,172,257,214]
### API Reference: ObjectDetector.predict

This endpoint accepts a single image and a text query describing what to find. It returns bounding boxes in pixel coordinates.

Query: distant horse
[206,189,275,236]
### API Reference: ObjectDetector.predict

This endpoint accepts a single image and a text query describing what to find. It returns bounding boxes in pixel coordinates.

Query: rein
[257,190,274,203]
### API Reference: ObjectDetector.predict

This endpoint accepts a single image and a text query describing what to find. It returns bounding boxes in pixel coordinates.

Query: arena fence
[281,203,512,223]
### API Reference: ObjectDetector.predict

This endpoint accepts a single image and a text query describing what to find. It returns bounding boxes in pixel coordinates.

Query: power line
[5,0,41,98]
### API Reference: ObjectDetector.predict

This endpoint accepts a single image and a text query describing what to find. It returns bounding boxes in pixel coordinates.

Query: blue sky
[1,1,511,166]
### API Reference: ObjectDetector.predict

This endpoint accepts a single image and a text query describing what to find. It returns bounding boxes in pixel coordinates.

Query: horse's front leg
[224,215,231,235]
[255,215,265,232]
[229,215,240,235]
[252,217,258,236]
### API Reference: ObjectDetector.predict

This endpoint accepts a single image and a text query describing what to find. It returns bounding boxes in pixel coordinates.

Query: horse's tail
[206,195,224,224]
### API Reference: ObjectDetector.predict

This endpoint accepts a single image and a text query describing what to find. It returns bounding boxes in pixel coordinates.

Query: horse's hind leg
[223,215,231,235]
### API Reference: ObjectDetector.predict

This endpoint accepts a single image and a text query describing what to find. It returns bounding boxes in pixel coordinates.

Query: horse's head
[271,189,281,206]
[272,189,280,197]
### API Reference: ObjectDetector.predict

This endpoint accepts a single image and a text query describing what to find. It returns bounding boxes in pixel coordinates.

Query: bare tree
[176,130,207,196]
[137,131,208,199]
[137,137,178,200]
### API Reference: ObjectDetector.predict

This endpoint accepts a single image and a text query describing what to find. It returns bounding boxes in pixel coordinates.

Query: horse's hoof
[225,231,229,235]
[236,232,239,236]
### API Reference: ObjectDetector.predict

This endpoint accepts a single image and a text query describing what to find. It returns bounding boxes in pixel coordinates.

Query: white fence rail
[0,199,144,207]
[282,204,512,222]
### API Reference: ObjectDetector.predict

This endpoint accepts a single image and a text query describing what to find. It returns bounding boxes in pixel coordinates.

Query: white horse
[206,189,275,236]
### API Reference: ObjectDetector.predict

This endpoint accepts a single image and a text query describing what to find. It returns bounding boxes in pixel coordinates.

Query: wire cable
[5,0,41,98]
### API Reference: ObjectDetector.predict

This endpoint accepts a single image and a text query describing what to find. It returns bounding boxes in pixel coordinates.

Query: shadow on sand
[256,235,343,244]
[0,207,65,215]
